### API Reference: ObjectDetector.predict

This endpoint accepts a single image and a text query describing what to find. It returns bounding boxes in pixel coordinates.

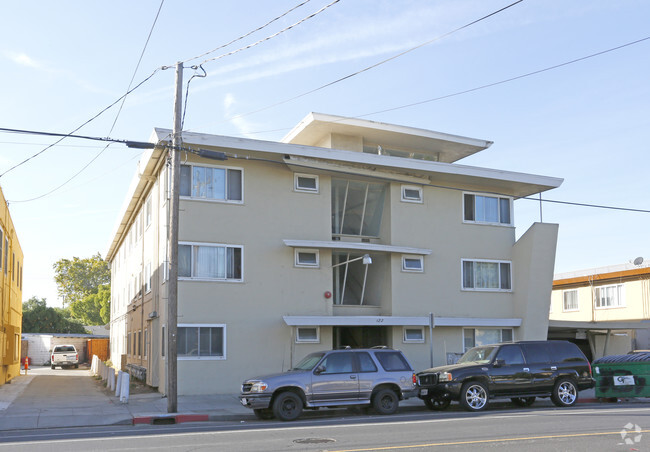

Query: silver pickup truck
[51,345,79,369]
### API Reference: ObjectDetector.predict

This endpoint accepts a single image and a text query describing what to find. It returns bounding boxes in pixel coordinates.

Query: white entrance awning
[283,240,432,255]
[283,316,522,327]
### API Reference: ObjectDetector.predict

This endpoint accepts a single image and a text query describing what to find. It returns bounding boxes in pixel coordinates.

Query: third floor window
[180,164,242,202]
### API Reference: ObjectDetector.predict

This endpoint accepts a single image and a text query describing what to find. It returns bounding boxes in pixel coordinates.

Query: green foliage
[53,253,111,325]
[53,253,110,306]
[69,284,111,325]
[22,297,87,334]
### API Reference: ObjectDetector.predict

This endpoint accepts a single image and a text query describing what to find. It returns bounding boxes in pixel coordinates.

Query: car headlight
[249,381,268,393]
[438,372,453,382]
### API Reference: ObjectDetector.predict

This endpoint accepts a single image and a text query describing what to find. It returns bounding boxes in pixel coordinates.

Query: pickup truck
[51,345,79,369]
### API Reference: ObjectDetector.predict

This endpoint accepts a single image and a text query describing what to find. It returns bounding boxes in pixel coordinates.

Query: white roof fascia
[281,112,493,149]
[152,128,563,196]
[283,240,432,255]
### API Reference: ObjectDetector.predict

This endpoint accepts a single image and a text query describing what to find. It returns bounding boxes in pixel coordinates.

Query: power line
[196,0,341,66]
[6,1,166,202]
[215,0,524,126]
[0,68,161,179]
[181,0,313,64]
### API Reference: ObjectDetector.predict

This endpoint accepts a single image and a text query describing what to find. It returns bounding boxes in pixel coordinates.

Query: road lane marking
[326,429,650,452]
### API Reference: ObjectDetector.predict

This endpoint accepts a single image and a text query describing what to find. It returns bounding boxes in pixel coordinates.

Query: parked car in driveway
[239,347,417,421]
[51,345,79,369]
[417,340,595,412]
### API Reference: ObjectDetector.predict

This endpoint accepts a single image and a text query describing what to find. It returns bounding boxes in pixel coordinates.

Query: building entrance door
[333,326,388,349]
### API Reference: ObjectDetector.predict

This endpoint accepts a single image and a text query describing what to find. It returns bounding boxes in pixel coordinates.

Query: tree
[22,297,87,334]
[53,253,110,306]
[53,253,111,325]
[69,284,111,325]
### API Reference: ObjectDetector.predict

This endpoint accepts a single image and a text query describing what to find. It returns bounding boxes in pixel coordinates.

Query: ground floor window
[463,327,513,352]
[296,326,319,343]
[403,327,425,343]
[178,324,226,359]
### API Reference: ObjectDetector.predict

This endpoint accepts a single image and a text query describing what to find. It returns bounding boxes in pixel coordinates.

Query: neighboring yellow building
[0,185,23,385]
[549,261,650,361]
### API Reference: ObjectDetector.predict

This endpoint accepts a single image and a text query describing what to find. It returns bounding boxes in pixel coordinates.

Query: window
[145,194,152,228]
[144,263,152,293]
[0,229,3,272]
[595,284,625,309]
[294,173,319,193]
[4,237,8,275]
[319,353,354,374]
[144,329,148,358]
[179,243,242,281]
[375,351,411,371]
[180,164,242,202]
[563,289,578,311]
[401,185,423,203]
[495,345,525,365]
[161,325,166,358]
[462,259,512,291]
[137,331,141,356]
[357,352,378,372]
[402,255,423,272]
[295,249,319,268]
[464,328,513,352]
[178,325,226,359]
[463,193,512,225]
[296,326,319,343]
[403,327,425,343]
[332,178,386,238]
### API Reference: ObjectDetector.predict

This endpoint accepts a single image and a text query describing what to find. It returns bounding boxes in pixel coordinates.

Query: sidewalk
[0,368,632,432]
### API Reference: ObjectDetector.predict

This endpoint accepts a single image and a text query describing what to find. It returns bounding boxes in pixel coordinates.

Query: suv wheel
[253,408,274,420]
[511,397,536,407]
[272,392,303,421]
[424,397,451,411]
[460,381,489,411]
[551,378,578,407]
[372,389,399,415]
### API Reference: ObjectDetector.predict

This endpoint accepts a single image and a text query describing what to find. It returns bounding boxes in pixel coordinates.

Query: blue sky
[1,0,648,306]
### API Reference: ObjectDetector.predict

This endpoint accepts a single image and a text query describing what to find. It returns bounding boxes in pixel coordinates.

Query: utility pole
[166,61,182,413]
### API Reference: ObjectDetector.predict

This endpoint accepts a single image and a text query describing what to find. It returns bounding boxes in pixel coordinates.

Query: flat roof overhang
[283,240,432,255]
[548,320,650,331]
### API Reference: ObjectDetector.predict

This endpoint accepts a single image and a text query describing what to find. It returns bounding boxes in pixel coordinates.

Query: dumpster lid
[593,352,650,364]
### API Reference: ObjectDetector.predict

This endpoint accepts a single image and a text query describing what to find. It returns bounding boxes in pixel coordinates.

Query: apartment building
[107,113,562,394]
[0,185,24,385]
[550,261,650,360]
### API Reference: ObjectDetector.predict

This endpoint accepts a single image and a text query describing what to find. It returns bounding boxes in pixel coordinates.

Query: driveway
[0,366,133,430]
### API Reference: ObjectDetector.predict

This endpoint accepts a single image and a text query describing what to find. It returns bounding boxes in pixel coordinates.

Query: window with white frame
[563,289,578,311]
[463,193,512,225]
[464,328,513,352]
[403,327,425,343]
[401,185,423,203]
[180,164,242,202]
[295,249,319,268]
[296,326,319,343]
[462,259,512,291]
[178,325,226,359]
[179,243,242,281]
[595,284,625,309]
[145,193,152,228]
[294,173,319,193]
[402,255,423,272]
[144,263,152,293]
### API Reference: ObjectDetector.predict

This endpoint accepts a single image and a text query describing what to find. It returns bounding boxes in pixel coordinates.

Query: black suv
[417,340,595,411]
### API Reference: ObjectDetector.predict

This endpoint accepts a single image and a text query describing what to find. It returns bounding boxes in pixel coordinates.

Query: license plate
[420,389,428,396]
[240,398,248,406]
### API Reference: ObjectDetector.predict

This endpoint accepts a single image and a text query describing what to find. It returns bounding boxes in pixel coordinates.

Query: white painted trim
[282,315,522,327]
[294,173,319,193]
[283,239,431,255]
[434,317,522,327]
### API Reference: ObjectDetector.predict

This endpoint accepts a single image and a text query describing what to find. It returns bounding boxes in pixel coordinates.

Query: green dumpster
[593,352,650,398]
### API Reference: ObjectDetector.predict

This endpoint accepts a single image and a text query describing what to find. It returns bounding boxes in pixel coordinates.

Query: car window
[458,346,498,364]
[375,351,411,371]
[292,352,325,370]
[55,346,75,352]
[357,352,378,373]
[320,353,354,374]
[495,345,525,365]
[522,343,551,364]
[550,341,587,363]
